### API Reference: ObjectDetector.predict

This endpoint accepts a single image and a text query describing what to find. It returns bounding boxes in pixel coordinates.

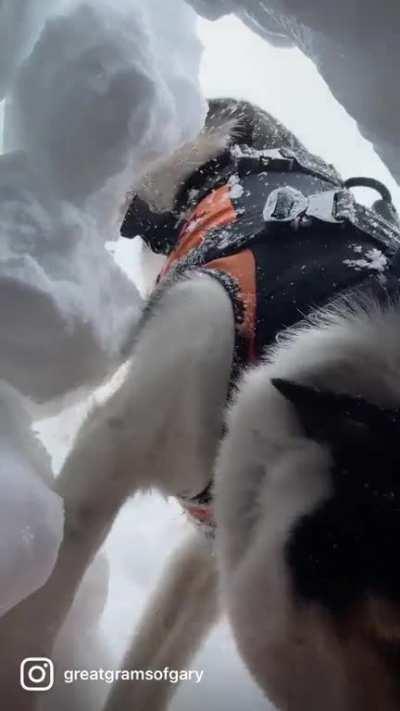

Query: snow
[228,173,244,199]
[0,381,63,616]
[0,0,205,617]
[344,247,388,273]
[2,5,400,711]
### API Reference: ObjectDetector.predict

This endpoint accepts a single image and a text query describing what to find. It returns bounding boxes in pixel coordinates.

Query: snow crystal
[343,248,388,273]
[188,187,200,203]
[216,228,234,249]
[228,173,244,199]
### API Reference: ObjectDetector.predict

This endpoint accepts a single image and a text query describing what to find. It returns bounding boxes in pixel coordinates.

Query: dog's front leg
[101,274,233,711]
[0,274,233,710]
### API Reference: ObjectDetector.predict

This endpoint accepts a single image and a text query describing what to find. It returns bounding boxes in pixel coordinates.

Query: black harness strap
[120,144,400,538]
[344,176,393,204]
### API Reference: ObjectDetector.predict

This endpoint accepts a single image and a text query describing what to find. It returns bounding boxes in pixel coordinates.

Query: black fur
[272,379,400,614]
[206,97,304,153]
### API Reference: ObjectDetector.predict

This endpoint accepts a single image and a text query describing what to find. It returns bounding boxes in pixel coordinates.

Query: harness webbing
[120,144,400,538]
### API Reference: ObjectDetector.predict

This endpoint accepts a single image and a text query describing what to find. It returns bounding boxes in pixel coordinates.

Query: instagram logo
[20,658,54,691]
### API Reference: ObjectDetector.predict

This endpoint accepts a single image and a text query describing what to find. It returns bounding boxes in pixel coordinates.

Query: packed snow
[0,381,63,617]
[0,0,205,616]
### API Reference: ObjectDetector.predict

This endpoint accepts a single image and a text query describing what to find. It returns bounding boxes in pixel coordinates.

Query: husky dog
[2,99,400,711]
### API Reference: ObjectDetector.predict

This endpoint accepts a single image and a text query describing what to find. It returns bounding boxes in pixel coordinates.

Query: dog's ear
[271,378,400,448]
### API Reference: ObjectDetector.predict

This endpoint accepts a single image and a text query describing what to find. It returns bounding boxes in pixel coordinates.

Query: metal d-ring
[344,177,392,204]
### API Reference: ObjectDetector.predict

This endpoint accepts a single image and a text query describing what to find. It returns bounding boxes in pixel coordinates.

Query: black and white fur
[2,99,400,711]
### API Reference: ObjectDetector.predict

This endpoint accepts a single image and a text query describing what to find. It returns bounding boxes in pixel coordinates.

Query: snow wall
[0,0,205,616]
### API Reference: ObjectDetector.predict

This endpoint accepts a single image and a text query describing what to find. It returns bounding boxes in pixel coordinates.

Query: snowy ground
[2,4,400,710]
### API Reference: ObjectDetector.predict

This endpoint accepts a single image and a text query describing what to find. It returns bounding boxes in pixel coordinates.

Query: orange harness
[155,170,400,535]
[123,147,400,538]
[159,183,258,368]
[158,183,259,536]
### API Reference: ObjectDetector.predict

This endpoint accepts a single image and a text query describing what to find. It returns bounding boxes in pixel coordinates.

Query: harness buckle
[263,186,307,223]
[263,187,345,226]
[306,190,344,224]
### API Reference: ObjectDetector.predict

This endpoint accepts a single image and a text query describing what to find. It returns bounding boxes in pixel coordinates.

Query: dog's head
[131,96,304,215]
[121,96,305,272]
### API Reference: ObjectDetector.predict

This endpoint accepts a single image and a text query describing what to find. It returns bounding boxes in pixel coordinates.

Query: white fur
[213,295,400,710]
[3,271,400,711]
[0,273,233,710]
[2,270,400,710]
[3,109,400,709]
[136,118,236,212]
